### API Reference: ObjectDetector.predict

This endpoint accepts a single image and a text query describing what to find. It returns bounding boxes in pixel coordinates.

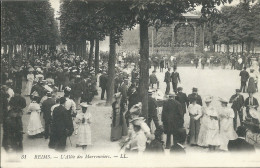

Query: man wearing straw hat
[162,92,183,149]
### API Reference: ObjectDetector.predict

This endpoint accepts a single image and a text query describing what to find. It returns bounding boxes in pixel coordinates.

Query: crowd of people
[0,48,259,156]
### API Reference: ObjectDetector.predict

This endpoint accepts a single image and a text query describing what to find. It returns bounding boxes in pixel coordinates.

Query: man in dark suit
[52,97,74,152]
[164,68,171,95]
[188,88,202,106]
[41,92,56,139]
[170,67,181,93]
[244,93,259,118]
[162,93,183,149]
[176,87,189,116]
[118,79,128,105]
[229,89,245,129]
[99,71,108,100]
[194,57,199,69]
[170,128,186,154]
[148,91,159,129]
[228,126,255,153]
[160,59,164,72]
[14,67,23,94]
[239,67,249,93]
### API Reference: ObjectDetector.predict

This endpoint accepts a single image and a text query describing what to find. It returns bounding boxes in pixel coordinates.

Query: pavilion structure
[150,12,203,55]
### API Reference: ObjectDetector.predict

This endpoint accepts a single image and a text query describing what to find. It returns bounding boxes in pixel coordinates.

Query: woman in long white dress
[204,97,220,151]
[218,98,237,151]
[197,97,211,147]
[27,100,44,136]
[24,69,34,96]
[75,102,92,150]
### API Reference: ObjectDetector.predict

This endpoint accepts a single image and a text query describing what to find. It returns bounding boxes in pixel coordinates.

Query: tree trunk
[95,39,100,75]
[88,39,95,68]
[252,42,255,53]
[25,45,29,59]
[246,42,251,54]
[3,45,7,55]
[8,45,13,73]
[36,45,38,55]
[67,44,72,52]
[227,44,230,55]
[209,24,214,52]
[14,45,17,55]
[82,40,87,60]
[241,42,245,64]
[72,44,76,54]
[106,35,116,105]
[139,21,149,121]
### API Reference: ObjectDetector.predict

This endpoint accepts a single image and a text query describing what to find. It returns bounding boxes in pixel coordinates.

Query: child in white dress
[75,102,92,150]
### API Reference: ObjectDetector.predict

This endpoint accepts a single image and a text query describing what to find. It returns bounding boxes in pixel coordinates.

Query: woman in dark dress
[110,93,128,141]
[3,95,26,152]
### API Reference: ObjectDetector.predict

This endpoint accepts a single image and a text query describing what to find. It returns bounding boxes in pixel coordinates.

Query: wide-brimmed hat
[205,96,213,103]
[36,68,42,72]
[130,117,145,126]
[28,67,34,72]
[80,102,89,108]
[114,92,121,99]
[219,97,228,104]
[129,102,142,115]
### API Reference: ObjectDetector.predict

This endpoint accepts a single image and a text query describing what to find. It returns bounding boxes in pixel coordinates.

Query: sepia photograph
[1,0,260,167]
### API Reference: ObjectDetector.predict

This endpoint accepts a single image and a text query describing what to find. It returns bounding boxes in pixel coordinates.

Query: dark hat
[9,95,27,109]
[47,92,52,97]
[177,87,183,91]
[192,87,198,92]
[60,97,66,104]
[236,126,247,137]
[236,89,241,92]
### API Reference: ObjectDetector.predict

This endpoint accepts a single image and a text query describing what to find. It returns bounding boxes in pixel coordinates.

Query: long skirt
[247,77,256,93]
[219,118,237,151]
[189,116,200,145]
[205,120,220,146]
[110,114,128,141]
[197,116,208,147]
[77,124,91,146]
[24,81,33,95]
[27,112,44,136]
